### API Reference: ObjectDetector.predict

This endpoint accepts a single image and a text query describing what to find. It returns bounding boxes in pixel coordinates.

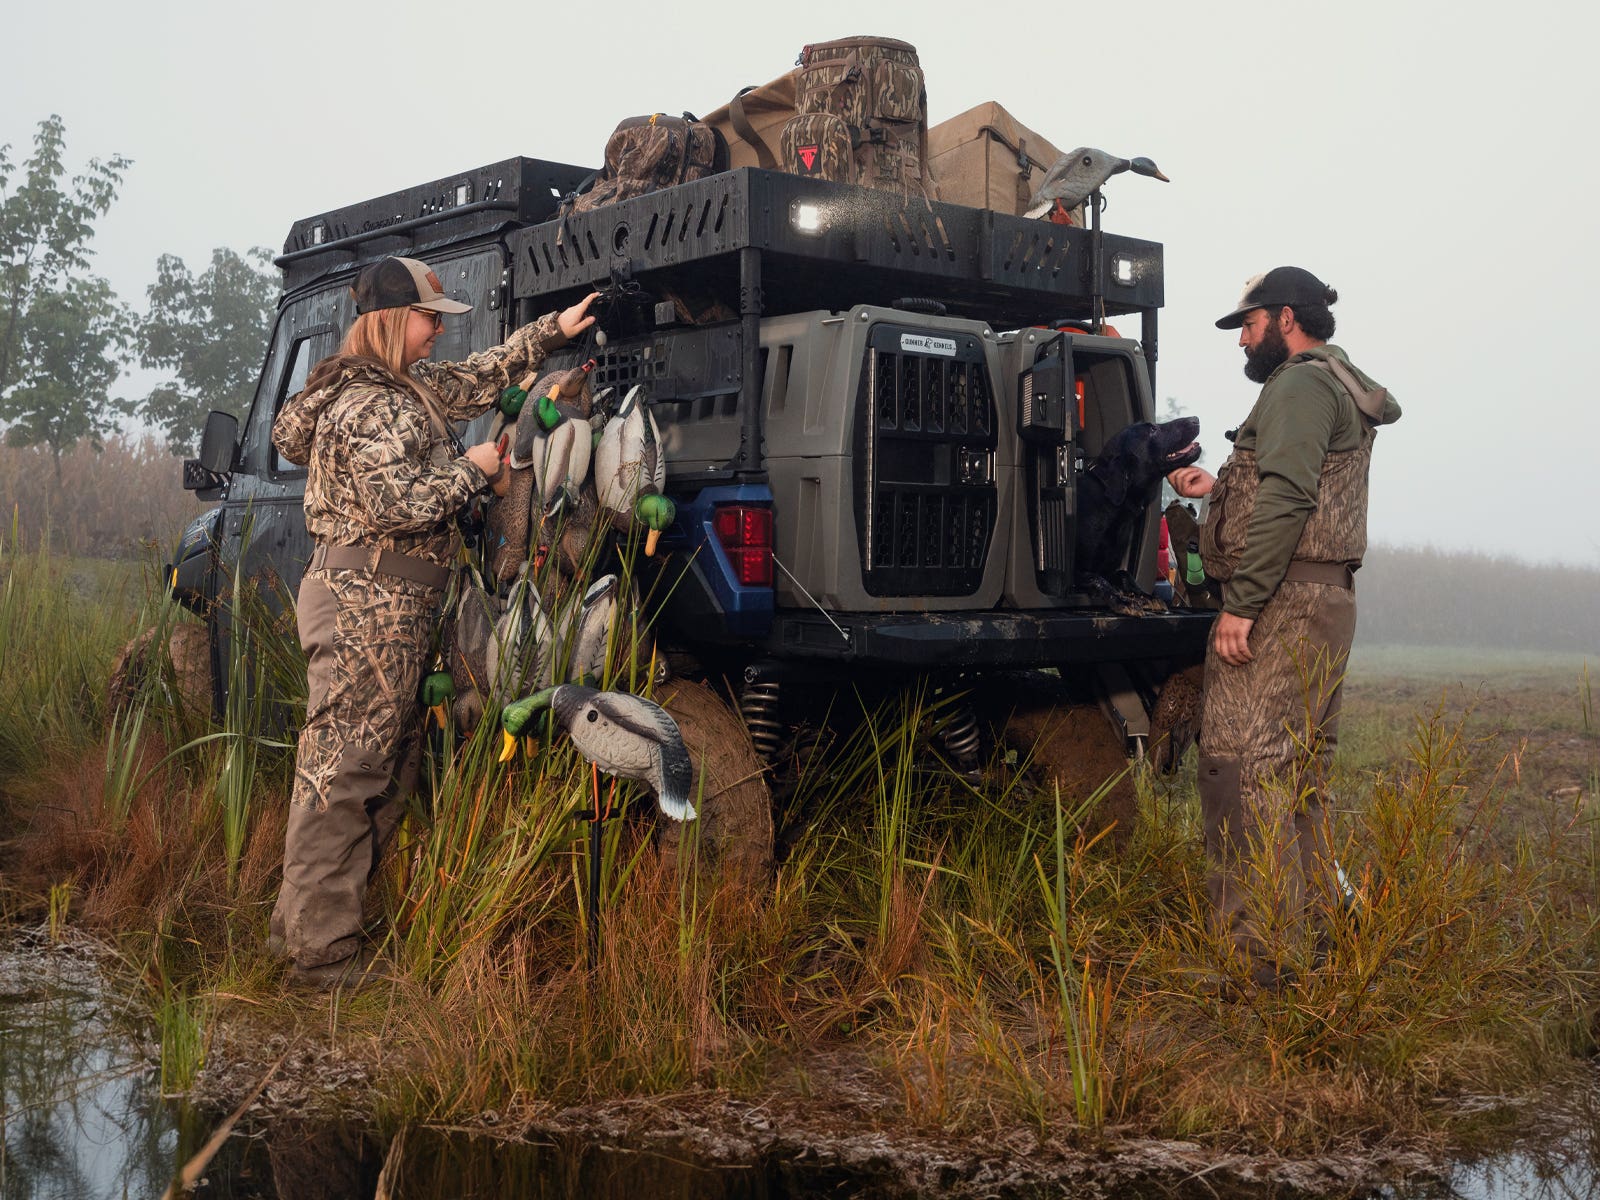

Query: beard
[1242,321,1290,384]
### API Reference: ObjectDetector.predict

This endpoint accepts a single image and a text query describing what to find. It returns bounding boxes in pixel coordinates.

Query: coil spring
[740,679,784,763]
[938,703,982,770]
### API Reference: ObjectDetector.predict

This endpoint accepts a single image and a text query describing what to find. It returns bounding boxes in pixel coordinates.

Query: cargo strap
[310,543,451,591]
[729,90,778,169]
[1282,560,1355,589]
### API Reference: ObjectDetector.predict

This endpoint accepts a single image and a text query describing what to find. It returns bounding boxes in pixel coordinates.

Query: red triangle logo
[797,144,819,171]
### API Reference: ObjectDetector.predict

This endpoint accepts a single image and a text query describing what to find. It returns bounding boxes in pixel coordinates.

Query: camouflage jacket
[272,313,564,573]
[1199,345,1402,618]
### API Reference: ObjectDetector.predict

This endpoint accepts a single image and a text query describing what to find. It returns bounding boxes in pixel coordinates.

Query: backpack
[566,113,729,215]
[778,37,937,200]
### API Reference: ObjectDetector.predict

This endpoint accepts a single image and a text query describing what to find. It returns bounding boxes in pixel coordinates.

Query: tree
[0,115,132,462]
[139,247,278,454]
[1,276,131,479]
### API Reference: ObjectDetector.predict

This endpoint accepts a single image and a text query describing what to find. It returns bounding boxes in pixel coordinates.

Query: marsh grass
[4,543,1599,1157]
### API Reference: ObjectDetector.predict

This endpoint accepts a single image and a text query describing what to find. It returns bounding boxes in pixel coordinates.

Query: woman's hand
[465,442,509,496]
[557,292,601,341]
[1168,466,1215,499]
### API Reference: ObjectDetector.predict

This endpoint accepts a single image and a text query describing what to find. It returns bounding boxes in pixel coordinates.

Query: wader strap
[310,544,450,591]
[1282,560,1355,589]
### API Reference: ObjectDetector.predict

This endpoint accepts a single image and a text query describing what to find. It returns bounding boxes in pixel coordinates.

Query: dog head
[1087,417,1201,507]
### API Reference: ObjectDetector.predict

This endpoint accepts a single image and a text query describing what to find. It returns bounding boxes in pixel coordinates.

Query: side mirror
[184,410,239,496]
[198,410,239,475]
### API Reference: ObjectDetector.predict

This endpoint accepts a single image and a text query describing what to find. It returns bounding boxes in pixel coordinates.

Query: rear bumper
[762,607,1214,668]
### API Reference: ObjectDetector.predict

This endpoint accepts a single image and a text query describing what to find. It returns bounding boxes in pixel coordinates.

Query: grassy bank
[3,538,1598,1168]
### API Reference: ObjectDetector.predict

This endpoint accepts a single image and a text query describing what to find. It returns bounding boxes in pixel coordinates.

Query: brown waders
[269,549,443,971]
[1196,572,1356,987]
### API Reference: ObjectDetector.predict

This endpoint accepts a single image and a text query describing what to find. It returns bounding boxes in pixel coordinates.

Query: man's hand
[1212,611,1254,665]
[1168,466,1216,498]
[557,292,601,341]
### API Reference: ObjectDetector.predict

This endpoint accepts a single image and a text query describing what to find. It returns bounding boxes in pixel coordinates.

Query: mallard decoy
[512,388,592,517]
[498,683,695,822]
[1024,148,1169,220]
[540,572,617,686]
[594,385,674,555]
[486,562,552,705]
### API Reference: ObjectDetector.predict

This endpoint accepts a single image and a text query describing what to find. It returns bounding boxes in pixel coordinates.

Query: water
[5,931,1598,1199]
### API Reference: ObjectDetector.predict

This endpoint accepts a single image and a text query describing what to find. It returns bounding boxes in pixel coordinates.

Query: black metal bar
[1089,190,1104,334]
[734,245,764,478]
[1142,309,1159,406]
[587,814,602,967]
[273,199,523,267]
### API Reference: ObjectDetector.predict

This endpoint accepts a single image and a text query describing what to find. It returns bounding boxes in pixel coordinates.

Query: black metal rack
[506,168,1163,327]
[277,157,592,291]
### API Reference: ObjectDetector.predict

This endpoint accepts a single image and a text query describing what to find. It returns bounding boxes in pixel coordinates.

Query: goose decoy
[594,385,673,554]
[1024,148,1169,221]
[498,683,695,823]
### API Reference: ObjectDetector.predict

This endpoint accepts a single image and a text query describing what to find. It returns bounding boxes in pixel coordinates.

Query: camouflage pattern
[569,115,726,215]
[1197,582,1355,982]
[268,312,564,969]
[269,569,433,968]
[785,36,934,199]
[780,113,855,185]
[272,313,563,572]
[1200,429,1374,582]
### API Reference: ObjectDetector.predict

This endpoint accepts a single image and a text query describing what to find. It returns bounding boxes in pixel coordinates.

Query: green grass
[4,531,1599,1160]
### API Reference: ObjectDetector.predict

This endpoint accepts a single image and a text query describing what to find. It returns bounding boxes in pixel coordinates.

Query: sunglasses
[410,307,445,329]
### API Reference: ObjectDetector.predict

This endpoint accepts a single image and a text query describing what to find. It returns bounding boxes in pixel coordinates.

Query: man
[1168,267,1401,988]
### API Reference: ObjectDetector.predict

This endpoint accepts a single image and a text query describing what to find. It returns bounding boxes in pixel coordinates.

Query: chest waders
[1193,356,1385,989]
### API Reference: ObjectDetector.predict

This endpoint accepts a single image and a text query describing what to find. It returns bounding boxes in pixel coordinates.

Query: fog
[4,0,1594,566]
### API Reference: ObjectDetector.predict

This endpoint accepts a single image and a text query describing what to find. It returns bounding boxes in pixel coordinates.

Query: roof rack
[506,168,1162,328]
[277,157,592,290]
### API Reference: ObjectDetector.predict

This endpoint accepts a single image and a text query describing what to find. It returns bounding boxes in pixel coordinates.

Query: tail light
[712,505,773,587]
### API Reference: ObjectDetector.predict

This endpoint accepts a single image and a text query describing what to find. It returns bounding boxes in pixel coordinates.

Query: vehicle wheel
[654,676,774,883]
[107,621,212,724]
[980,672,1138,850]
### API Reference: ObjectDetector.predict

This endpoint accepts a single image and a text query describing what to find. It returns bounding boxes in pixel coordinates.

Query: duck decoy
[545,573,617,687]
[498,683,695,823]
[1024,148,1169,220]
[486,562,552,706]
[594,385,674,555]
[499,682,696,965]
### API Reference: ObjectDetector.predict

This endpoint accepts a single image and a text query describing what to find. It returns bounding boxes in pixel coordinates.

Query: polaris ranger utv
[174,155,1212,781]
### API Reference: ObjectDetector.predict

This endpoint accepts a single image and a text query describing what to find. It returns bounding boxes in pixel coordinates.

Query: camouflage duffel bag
[778,36,937,200]
[567,113,729,215]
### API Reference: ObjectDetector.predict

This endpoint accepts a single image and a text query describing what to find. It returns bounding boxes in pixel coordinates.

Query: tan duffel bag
[928,101,1063,216]
[702,71,799,171]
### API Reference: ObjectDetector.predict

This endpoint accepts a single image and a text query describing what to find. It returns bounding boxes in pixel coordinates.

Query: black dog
[1074,417,1201,612]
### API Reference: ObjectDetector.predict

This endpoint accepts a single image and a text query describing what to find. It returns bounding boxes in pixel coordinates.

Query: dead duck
[1024,148,1169,220]
[499,683,695,822]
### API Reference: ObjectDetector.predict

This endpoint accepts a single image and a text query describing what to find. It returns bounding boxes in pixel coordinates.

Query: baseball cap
[1214,266,1334,330]
[352,256,473,316]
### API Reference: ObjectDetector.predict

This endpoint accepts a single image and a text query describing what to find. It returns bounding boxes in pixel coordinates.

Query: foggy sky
[5,0,1595,565]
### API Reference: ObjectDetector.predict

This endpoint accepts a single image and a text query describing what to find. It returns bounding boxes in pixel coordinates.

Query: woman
[268,254,596,989]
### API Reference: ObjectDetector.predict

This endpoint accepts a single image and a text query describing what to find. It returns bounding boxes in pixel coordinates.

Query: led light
[455,183,470,206]
[1112,255,1135,286]
[791,201,824,235]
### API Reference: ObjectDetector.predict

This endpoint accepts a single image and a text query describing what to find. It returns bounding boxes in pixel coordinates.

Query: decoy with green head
[499,683,695,822]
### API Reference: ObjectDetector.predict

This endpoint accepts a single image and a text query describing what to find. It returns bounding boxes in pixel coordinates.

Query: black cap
[352,256,473,316]
[1215,266,1334,329]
